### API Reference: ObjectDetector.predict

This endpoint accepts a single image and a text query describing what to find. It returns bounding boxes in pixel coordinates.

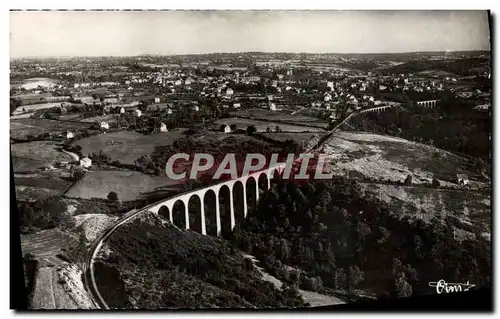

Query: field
[358,183,491,239]
[65,170,181,201]
[322,131,486,186]
[79,114,116,123]
[30,267,79,309]
[57,114,82,121]
[12,141,75,201]
[15,176,73,203]
[21,229,77,266]
[231,108,328,128]
[260,132,321,146]
[216,117,325,133]
[10,118,91,140]
[73,130,186,165]
[15,186,64,203]
[11,141,74,170]
[12,102,64,116]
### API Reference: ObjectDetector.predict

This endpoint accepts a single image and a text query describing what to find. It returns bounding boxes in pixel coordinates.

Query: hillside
[92,213,308,309]
[383,57,490,76]
[225,177,491,299]
[322,131,489,186]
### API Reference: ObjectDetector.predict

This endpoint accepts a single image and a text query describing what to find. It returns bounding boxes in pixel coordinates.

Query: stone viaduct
[147,162,288,237]
[415,99,439,108]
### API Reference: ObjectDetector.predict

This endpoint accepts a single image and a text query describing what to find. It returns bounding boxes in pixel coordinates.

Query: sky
[10,10,491,57]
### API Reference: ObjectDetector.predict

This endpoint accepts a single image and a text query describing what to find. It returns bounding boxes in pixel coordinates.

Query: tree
[393,272,413,298]
[24,253,36,261]
[246,125,257,136]
[432,178,441,188]
[404,174,412,186]
[10,98,21,115]
[333,268,346,290]
[107,191,118,202]
[154,167,162,176]
[347,265,364,293]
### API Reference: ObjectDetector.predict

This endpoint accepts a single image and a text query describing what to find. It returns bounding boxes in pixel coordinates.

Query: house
[134,109,142,117]
[324,93,332,102]
[474,104,490,111]
[226,88,234,96]
[269,102,277,111]
[456,174,469,186]
[100,121,109,130]
[154,97,161,103]
[166,108,173,115]
[192,105,200,112]
[327,81,334,90]
[66,131,74,139]
[80,157,92,168]
[233,103,241,109]
[120,107,125,114]
[220,124,231,133]
[159,122,168,132]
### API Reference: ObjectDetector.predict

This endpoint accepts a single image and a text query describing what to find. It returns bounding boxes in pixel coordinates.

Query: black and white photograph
[9,9,492,311]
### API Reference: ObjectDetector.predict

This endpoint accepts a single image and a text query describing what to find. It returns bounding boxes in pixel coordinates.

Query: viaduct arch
[415,99,439,108]
[147,163,286,237]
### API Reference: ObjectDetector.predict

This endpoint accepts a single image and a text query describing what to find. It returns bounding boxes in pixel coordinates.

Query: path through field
[31,267,79,309]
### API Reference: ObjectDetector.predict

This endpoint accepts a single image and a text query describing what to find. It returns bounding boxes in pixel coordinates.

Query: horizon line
[10,49,491,60]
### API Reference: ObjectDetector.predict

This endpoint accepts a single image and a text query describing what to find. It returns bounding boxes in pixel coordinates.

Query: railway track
[83,105,395,309]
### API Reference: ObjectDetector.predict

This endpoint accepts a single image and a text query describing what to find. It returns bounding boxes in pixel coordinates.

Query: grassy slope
[324,131,488,185]
[95,213,306,309]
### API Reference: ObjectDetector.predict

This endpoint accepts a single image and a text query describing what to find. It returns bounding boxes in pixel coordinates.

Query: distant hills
[11,50,490,61]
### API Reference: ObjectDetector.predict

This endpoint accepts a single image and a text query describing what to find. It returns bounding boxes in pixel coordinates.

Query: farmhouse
[457,174,469,185]
[134,109,142,117]
[80,157,92,168]
[100,121,109,130]
[220,124,231,133]
[159,122,168,132]
[66,131,74,139]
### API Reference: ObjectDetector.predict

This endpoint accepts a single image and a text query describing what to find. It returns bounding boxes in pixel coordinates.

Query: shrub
[108,191,119,202]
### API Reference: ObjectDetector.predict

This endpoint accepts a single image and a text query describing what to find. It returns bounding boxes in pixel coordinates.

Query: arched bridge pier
[147,164,287,237]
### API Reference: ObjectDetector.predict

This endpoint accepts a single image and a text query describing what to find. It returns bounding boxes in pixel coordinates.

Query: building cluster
[10,55,491,134]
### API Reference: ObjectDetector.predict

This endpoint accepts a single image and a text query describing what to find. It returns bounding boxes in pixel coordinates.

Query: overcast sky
[10,10,490,57]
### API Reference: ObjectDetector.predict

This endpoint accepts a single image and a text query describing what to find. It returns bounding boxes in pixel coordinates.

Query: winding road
[83,104,399,309]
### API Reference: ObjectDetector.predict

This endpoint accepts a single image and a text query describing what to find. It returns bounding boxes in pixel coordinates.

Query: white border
[2,1,497,318]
